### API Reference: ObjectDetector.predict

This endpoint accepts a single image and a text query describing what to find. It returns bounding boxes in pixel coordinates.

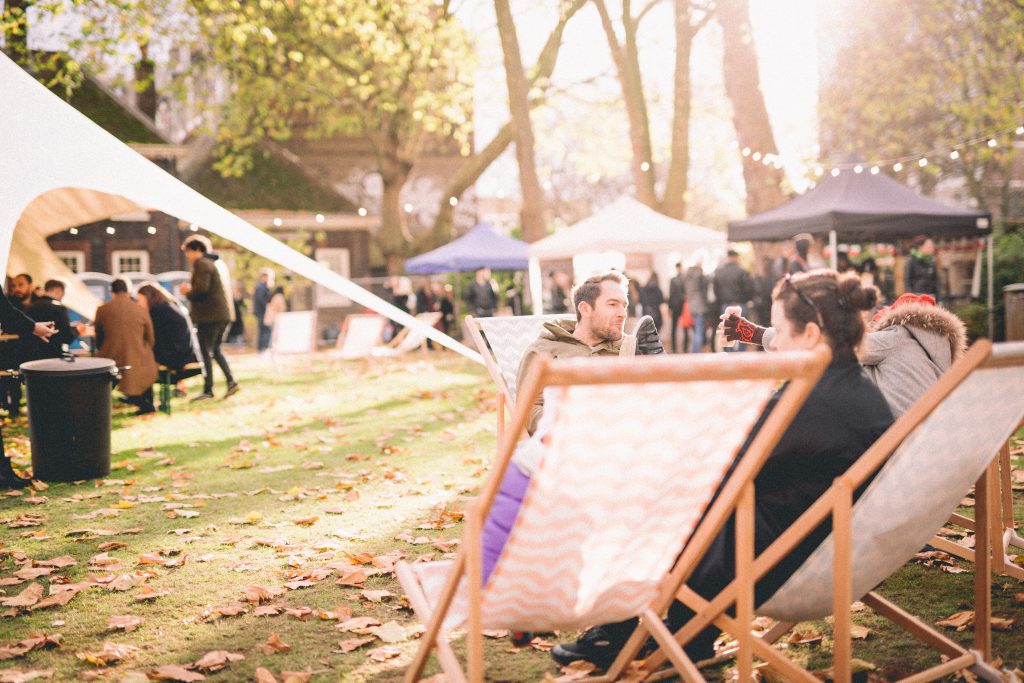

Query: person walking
[0,294,55,487]
[712,249,754,351]
[684,261,709,353]
[95,278,158,415]
[667,263,686,353]
[639,272,664,332]
[464,267,499,318]
[180,238,239,401]
[252,268,274,352]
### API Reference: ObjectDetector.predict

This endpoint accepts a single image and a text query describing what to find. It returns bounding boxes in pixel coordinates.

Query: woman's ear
[804,320,824,346]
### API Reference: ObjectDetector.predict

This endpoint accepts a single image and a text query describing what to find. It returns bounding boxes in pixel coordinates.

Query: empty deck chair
[464,314,570,439]
[333,313,386,360]
[634,340,1024,683]
[371,312,441,357]
[398,348,831,683]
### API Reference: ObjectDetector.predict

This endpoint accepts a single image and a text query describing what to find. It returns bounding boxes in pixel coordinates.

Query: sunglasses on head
[783,273,826,332]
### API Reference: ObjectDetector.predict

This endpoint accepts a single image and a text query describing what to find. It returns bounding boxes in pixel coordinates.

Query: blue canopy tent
[405,223,528,274]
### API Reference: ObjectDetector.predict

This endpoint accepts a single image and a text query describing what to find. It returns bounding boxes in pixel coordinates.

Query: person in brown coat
[95,278,158,415]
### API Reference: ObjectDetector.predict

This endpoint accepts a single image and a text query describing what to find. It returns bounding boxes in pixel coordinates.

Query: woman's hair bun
[837,274,878,311]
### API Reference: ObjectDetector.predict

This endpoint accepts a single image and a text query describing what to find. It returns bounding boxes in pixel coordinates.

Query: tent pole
[528,257,543,315]
[829,230,838,270]
[987,234,994,339]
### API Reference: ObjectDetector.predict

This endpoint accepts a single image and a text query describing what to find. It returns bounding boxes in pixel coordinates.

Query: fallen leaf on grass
[254,669,278,683]
[241,585,276,604]
[97,542,128,552]
[193,650,244,672]
[36,555,75,568]
[318,605,353,621]
[335,570,368,586]
[134,585,171,601]
[367,621,409,643]
[337,616,381,633]
[786,629,823,645]
[553,660,598,682]
[77,641,138,666]
[30,586,82,611]
[367,646,402,662]
[850,624,871,640]
[1,582,43,608]
[107,615,143,632]
[360,589,393,603]
[0,633,61,660]
[0,669,54,683]
[150,664,205,681]
[936,611,975,631]
[255,633,290,655]
[285,607,312,621]
[990,616,1015,631]
[254,605,282,617]
[335,637,374,653]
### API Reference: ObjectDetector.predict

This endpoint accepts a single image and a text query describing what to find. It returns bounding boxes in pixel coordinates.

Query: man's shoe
[551,626,626,669]
[190,392,215,402]
[224,383,240,398]
[134,405,156,416]
[0,459,31,489]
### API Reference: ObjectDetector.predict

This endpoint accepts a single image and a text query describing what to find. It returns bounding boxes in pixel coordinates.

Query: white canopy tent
[527,197,726,311]
[0,54,481,363]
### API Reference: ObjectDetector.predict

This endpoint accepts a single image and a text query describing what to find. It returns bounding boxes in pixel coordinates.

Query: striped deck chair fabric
[334,314,386,360]
[469,314,569,405]
[400,350,831,682]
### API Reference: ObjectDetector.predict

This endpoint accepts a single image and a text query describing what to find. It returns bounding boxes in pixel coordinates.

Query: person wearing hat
[180,238,239,401]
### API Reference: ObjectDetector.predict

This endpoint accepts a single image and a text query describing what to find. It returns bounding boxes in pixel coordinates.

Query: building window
[314,248,351,307]
[54,250,85,274]
[112,250,150,275]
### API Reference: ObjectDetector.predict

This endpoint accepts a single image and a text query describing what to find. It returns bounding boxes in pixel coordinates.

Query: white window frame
[54,250,85,274]
[111,250,150,275]
[314,247,351,307]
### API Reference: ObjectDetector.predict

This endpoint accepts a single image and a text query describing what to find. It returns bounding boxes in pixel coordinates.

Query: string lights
[738,122,1024,179]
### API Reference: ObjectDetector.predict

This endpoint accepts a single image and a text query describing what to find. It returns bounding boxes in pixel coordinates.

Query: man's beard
[595,322,624,342]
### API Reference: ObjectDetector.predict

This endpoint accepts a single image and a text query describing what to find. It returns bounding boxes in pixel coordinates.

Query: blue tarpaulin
[404,223,529,274]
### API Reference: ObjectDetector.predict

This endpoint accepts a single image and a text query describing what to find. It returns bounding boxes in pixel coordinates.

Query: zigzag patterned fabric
[761,359,1024,623]
[477,315,569,402]
[413,376,777,631]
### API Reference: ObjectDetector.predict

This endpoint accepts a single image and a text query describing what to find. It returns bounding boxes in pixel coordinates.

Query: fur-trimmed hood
[869,302,967,362]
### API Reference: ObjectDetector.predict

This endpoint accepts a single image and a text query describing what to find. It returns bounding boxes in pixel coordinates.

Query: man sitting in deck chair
[482,271,664,588]
[551,269,895,669]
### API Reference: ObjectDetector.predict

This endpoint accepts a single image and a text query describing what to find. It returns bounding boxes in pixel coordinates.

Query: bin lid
[20,357,116,376]
[1004,283,1024,293]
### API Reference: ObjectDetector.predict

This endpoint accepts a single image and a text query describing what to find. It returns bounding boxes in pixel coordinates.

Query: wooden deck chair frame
[398,347,832,683]
[463,313,569,442]
[929,425,1024,582]
[333,313,386,361]
[628,340,1016,683]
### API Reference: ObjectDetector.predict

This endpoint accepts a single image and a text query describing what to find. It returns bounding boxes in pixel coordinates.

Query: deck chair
[930,429,1024,582]
[371,312,441,357]
[397,347,831,683]
[634,340,1024,683]
[332,313,386,360]
[463,314,570,439]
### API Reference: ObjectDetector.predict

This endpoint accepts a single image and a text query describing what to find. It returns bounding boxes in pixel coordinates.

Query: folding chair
[463,314,570,440]
[332,313,386,360]
[371,312,441,357]
[636,340,1024,683]
[398,347,831,683]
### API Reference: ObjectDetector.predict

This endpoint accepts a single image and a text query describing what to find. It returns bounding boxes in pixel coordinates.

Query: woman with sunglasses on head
[553,268,894,669]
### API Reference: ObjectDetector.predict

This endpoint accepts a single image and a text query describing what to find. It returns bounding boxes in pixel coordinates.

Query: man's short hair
[43,279,65,292]
[110,278,129,294]
[14,273,32,284]
[726,249,738,258]
[571,271,628,321]
[183,238,208,254]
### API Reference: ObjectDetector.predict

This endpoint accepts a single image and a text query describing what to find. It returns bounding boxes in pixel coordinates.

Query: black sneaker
[190,392,214,402]
[551,626,627,669]
[0,458,31,489]
[224,383,240,398]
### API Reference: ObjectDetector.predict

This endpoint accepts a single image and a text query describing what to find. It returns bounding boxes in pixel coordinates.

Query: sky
[457,0,823,226]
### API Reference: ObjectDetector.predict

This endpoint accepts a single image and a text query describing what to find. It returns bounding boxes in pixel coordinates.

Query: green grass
[0,354,1021,682]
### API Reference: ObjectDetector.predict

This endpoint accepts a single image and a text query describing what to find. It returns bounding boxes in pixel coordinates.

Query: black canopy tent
[727,171,995,334]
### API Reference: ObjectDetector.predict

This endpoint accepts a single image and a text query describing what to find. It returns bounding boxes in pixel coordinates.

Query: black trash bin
[20,357,119,482]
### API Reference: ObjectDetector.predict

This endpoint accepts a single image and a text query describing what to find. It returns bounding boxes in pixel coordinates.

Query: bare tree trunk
[661,0,696,218]
[428,0,587,244]
[594,0,657,207]
[718,0,786,214]
[495,0,546,243]
[378,153,413,275]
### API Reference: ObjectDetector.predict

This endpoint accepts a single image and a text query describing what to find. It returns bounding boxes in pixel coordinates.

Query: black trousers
[196,321,234,393]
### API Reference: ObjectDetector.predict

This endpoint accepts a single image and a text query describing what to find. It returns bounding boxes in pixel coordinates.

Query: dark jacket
[683,267,708,316]
[904,252,939,298]
[149,301,196,370]
[668,274,686,315]
[464,279,498,317]
[712,260,754,309]
[0,294,37,369]
[639,281,664,329]
[253,281,271,323]
[21,296,77,361]
[186,255,231,323]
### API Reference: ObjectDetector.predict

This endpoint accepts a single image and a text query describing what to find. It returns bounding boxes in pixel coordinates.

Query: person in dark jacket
[137,284,196,371]
[552,269,893,668]
[180,238,238,401]
[712,250,754,351]
[0,293,56,487]
[639,272,665,332]
[667,263,686,353]
[904,236,939,299]
[787,234,813,274]
[684,262,709,353]
[252,268,274,352]
[464,267,498,318]
[21,279,77,362]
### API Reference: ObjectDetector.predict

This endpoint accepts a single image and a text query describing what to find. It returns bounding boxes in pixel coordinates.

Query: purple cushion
[481,463,531,584]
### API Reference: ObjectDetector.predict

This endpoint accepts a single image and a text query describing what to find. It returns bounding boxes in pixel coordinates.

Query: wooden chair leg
[832,478,854,683]
[973,463,995,661]
[735,483,755,683]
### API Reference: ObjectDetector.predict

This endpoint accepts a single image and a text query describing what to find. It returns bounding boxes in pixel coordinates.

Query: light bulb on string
[741,147,751,157]
[893,162,903,172]
[1016,126,1024,135]
[830,168,840,177]
[950,150,960,160]
[870,166,880,175]
[813,165,824,176]
[752,152,762,162]
[854,164,863,174]
[918,158,928,167]
[987,138,997,148]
